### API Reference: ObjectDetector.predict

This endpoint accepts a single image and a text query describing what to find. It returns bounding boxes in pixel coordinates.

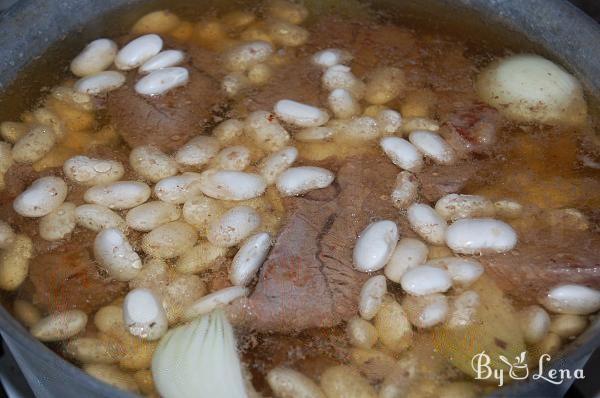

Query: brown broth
[1,1,599,397]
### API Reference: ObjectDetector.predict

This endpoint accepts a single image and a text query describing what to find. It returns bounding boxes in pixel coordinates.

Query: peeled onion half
[476,54,587,126]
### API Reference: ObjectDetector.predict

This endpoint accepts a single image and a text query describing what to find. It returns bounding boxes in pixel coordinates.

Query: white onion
[152,310,247,398]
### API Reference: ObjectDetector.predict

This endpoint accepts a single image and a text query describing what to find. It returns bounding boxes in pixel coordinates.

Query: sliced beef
[105,45,224,152]
[28,245,127,313]
[230,155,410,333]
[481,227,600,304]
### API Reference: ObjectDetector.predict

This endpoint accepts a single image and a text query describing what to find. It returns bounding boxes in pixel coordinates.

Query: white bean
[30,310,88,342]
[494,199,523,219]
[182,195,224,232]
[409,130,456,165]
[320,365,377,398]
[0,235,33,291]
[401,117,440,133]
[39,202,76,241]
[139,49,185,74]
[447,290,480,329]
[94,228,142,281]
[353,220,398,272]
[445,218,517,254]
[50,86,95,111]
[224,41,274,72]
[380,137,423,172]
[312,49,353,68]
[175,241,228,274]
[65,337,123,364]
[402,293,449,328]
[335,116,380,141]
[384,237,428,283]
[244,111,290,151]
[74,71,126,95]
[199,169,267,201]
[126,201,180,231]
[213,119,244,145]
[276,166,334,197]
[63,156,125,186]
[435,194,495,221]
[400,265,452,296]
[207,205,261,247]
[390,171,419,209]
[267,367,326,398]
[213,145,251,171]
[131,10,180,34]
[12,125,56,163]
[154,172,203,204]
[230,232,272,286]
[549,314,588,339]
[406,203,447,245]
[129,145,178,182]
[267,19,309,47]
[222,72,250,97]
[274,99,330,128]
[267,0,309,24]
[13,300,41,328]
[33,108,65,139]
[376,109,403,134]
[358,275,387,320]
[0,121,27,143]
[75,204,126,232]
[85,181,151,210]
[70,38,118,77]
[142,221,197,259]
[364,67,405,105]
[373,296,413,353]
[518,305,551,345]
[123,288,168,340]
[425,257,484,287]
[346,316,378,349]
[539,284,600,315]
[183,286,248,320]
[259,146,298,185]
[295,126,334,142]
[0,220,15,250]
[175,136,220,167]
[13,176,67,217]
[135,67,189,96]
[327,88,360,119]
[115,34,163,70]
[322,65,365,99]
[248,63,273,85]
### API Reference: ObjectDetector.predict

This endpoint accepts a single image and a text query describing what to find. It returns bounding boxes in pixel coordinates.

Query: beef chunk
[231,155,410,333]
[416,161,480,202]
[106,46,224,152]
[28,245,127,313]
[440,103,502,156]
[481,228,600,304]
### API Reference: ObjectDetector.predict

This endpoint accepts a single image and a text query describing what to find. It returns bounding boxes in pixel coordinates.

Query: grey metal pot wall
[0,0,598,397]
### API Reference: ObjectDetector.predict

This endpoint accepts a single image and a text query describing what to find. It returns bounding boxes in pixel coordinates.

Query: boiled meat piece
[231,155,410,333]
[106,45,224,152]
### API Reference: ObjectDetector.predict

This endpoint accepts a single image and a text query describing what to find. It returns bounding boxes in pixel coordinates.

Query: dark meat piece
[230,155,410,333]
[440,103,502,156]
[481,227,600,304]
[416,161,480,202]
[106,46,224,152]
[28,245,127,313]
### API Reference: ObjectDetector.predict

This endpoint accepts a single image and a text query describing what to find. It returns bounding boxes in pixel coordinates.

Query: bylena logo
[471,351,585,387]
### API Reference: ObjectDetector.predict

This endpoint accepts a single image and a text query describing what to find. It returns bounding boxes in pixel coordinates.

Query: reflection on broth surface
[0,0,599,396]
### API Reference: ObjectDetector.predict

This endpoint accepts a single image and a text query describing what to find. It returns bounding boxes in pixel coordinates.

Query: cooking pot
[0,0,598,397]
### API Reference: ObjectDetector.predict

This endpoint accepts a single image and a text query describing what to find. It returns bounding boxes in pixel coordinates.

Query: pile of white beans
[2,2,600,396]
[72,33,189,97]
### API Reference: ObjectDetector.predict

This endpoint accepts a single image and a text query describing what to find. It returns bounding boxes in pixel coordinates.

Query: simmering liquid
[0,1,598,396]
